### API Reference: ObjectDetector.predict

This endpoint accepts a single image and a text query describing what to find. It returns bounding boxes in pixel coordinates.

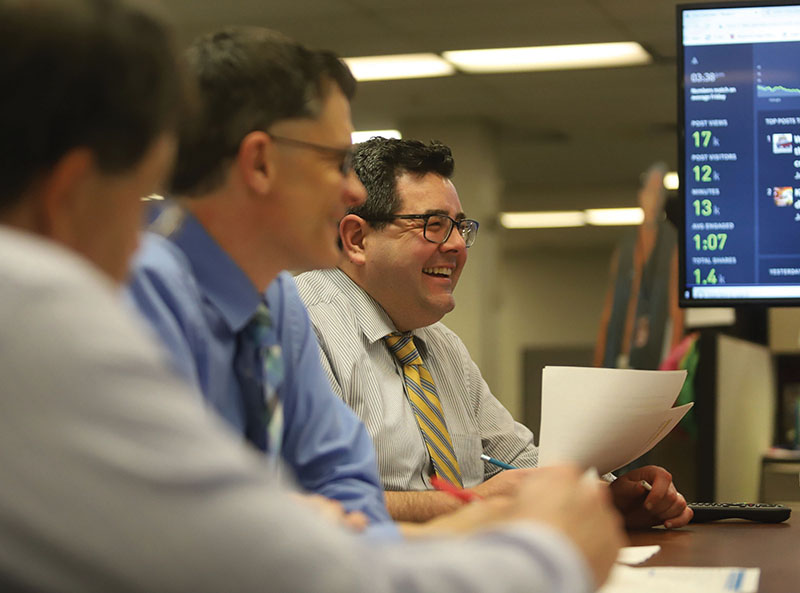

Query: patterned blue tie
[243,303,285,456]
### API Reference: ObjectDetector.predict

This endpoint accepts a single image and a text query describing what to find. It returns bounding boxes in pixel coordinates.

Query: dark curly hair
[349,138,455,227]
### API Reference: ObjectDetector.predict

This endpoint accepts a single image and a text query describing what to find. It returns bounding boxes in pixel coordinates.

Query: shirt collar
[324,268,428,347]
[166,209,261,333]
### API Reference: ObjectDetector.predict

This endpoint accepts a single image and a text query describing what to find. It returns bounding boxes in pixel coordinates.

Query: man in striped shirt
[296,137,693,529]
[0,3,623,591]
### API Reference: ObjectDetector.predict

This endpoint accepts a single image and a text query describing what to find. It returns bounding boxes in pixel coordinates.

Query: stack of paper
[538,366,691,475]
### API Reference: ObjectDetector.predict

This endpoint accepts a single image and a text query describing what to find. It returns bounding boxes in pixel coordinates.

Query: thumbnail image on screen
[679,1,800,305]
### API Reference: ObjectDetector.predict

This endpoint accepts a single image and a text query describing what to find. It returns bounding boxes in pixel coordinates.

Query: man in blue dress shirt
[0,4,627,591]
[127,27,390,527]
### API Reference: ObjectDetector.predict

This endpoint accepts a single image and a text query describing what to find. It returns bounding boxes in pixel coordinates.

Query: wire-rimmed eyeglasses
[268,134,354,176]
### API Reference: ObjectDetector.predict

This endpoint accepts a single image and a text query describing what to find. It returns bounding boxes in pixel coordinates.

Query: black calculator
[688,502,792,523]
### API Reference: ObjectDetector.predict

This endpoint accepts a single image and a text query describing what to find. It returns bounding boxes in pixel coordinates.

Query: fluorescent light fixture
[663,171,680,190]
[500,207,646,229]
[585,207,644,226]
[500,211,585,229]
[343,54,455,81]
[443,42,651,73]
[352,129,402,143]
[141,194,164,201]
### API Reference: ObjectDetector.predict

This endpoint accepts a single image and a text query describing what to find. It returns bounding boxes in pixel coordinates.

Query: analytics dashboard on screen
[680,1,800,305]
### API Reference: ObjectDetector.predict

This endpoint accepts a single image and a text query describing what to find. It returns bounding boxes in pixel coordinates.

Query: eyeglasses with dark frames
[368,213,480,248]
[268,134,355,176]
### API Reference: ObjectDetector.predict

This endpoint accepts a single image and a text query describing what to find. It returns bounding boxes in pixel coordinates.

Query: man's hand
[413,466,625,589]
[609,465,693,529]
[508,466,625,588]
[290,493,369,532]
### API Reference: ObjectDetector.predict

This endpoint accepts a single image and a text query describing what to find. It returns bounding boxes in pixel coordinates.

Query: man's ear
[36,148,95,243]
[237,131,274,196]
[339,213,369,266]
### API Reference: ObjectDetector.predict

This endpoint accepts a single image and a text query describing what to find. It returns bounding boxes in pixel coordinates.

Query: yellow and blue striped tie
[384,332,463,487]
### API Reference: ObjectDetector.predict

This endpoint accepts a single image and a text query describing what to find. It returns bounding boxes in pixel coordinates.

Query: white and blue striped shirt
[295,267,539,491]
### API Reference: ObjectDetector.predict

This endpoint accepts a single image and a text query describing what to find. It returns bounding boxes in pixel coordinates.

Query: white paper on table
[616,545,661,565]
[538,366,690,474]
[599,565,760,593]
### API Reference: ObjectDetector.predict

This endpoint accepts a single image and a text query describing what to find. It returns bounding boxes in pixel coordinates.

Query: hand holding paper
[609,466,693,528]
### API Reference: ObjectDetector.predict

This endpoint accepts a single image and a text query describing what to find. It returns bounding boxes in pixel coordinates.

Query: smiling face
[359,171,468,331]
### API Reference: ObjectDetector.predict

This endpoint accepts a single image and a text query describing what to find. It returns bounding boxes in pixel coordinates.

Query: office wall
[769,308,800,353]
[442,246,613,421]
[715,335,776,502]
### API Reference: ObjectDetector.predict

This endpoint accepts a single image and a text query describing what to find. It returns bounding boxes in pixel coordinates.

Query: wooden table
[627,508,797,593]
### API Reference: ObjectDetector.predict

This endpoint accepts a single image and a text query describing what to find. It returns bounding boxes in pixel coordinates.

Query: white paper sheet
[538,366,691,474]
[616,545,661,565]
[599,566,760,593]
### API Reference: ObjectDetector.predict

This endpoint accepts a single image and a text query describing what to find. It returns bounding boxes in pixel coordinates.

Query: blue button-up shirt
[127,210,393,528]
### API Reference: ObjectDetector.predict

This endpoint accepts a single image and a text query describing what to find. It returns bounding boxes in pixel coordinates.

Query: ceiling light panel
[443,42,651,73]
[499,211,586,229]
[343,54,455,81]
[584,207,644,226]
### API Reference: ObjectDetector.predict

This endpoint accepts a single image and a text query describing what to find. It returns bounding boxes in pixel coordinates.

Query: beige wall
[769,308,800,353]
[443,246,613,420]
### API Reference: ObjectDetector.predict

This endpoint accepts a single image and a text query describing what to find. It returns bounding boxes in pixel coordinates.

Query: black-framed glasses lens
[423,215,479,247]
[459,220,479,247]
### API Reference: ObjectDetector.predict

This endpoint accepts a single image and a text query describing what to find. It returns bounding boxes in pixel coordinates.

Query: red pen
[430,475,482,503]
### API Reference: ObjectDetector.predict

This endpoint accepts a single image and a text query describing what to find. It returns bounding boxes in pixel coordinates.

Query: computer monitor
[679,1,800,306]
